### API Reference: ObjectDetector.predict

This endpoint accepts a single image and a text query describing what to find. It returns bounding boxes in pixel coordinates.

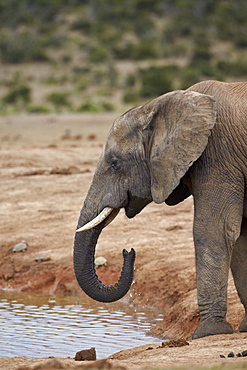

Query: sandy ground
[0,113,247,370]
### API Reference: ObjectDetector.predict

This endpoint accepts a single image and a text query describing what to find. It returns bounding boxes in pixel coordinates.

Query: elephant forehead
[105,131,134,153]
[107,117,138,146]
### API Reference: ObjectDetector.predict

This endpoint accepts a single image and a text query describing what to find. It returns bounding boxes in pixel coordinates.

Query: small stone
[227,352,234,357]
[242,350,247,357]
[220,355,225,358]
[94,256,107,267]
[75,347,96,361]
[236,353,242,357]
[12,242,27,253]
[35,255,51,262]
[162,339,189,347]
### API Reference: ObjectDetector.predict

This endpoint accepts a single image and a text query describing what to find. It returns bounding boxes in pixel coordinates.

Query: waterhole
[0,290,163,359]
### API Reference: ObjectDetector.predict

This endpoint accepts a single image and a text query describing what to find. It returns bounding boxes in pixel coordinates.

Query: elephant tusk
[76,207,115,232]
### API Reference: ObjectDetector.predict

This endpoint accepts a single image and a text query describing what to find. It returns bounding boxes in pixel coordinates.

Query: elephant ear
[147,90,216,204]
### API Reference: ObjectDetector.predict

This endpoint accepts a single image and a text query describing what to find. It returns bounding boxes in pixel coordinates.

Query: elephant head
[74,90,216,302]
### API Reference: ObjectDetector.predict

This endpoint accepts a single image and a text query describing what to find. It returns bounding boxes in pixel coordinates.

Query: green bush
[96,87,113,97]
[163,42,188,58]
[77,101,100,113]
[0,0,65,28]
[101,102,115,111]
[113,43,135,60]
[27,105,50,113]
[0,31,48,64]
[91,64,119,88]
[132,40,159,60]
[61,54,72,64]
[77,101,115,113]
[44,31,66,48]
[178,68,202,90]
[44,75,68,85]
[72,17,91,32]
[123,89,141,104]
[2,84,31,106]
[125,73,137,88]
[191,45,212,64]
[216,60,247,78]
[139,65,178,98]
[89,45,109,63]
[113,40,159,60]
[46,91,71,111]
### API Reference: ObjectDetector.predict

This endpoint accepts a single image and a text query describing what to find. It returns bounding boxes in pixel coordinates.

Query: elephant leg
[231,217,247,332]
[191,172,244,339]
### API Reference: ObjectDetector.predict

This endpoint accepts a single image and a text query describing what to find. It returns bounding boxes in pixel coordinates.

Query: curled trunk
[73,210,136,303]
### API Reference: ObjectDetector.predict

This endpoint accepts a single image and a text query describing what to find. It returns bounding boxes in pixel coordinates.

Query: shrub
[178,68,201,90]
[190,30,212,66]
[77,101,101,113]
[71,17,92,32]
[2,84,31,106]
[44,31,66,48]
[216,60,247,78]
[139,65,178,98]
[125,73,137,88]
[77,101,115,113]
[89,45,109,63]
[132,40,159,60]
[46,91,71,111]
[27,105,50,113]
[123,89,141,104]
[101,102,115,111]
[96,87,113,97]
[113,40,159,60]
[61,54,72,64]
[191,44,212,64]
[0,31,48,64]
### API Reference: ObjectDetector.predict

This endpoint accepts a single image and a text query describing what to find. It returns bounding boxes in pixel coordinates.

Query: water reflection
[0,290,163,359]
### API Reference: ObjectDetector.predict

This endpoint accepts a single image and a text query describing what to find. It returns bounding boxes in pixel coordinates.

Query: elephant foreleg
[231,217,247,332]
[191,169,244,339]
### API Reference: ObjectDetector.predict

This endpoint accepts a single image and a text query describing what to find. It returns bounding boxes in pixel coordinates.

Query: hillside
[0,0,247,114]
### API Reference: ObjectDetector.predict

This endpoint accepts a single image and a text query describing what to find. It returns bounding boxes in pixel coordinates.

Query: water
[0,290,163,359]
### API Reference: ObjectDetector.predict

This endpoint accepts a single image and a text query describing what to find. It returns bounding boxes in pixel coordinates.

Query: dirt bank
[0,114,246,369]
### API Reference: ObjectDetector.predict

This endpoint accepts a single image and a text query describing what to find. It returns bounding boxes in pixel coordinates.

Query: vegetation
[0,0,247,113]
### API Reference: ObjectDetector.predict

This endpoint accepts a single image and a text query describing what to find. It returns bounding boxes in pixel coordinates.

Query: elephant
[74,80,247,339]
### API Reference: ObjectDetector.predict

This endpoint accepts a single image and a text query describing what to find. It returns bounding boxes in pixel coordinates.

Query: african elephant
[74,80,247,339]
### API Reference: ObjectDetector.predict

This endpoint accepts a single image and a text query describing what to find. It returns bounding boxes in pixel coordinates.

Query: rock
[75,347,96,361]
[12,242,27,253]
[35,255,51,262]
[242,350,247,357]
[161,339,189,348]
[227,352,234,357]
[95,256,107,267]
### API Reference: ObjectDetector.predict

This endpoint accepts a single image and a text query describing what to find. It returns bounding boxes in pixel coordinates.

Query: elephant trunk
[73,208,136,303]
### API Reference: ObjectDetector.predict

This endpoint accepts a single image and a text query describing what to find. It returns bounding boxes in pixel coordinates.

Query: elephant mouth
[124,193,152,218]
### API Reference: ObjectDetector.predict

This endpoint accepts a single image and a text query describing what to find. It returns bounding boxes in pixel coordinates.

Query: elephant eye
[111,157,121,171]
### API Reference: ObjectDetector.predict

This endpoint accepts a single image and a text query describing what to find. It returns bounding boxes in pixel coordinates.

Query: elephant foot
[239,315,247,332]
[192,317,233,339]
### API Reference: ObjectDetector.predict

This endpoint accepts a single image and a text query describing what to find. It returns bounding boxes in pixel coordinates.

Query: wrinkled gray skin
[74,80,247,339]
